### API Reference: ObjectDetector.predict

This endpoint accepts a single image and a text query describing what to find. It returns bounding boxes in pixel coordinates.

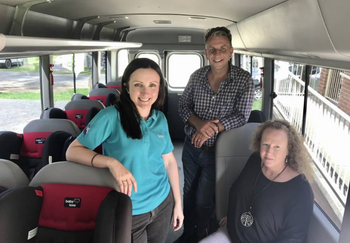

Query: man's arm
[220,77,255,130]
[178,75,195,124]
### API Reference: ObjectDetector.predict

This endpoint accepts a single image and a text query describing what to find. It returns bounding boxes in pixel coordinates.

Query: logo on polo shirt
[83,124,90,135]
[158,135,164,138]
[64,197,81,208]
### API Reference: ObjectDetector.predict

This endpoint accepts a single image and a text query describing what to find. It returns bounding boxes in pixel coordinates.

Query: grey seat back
[215,123,261,219]
[0,159,29,189]
[29,161,118,190]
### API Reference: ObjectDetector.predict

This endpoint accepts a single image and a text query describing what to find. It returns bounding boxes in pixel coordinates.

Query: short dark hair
[205,26,232,46]
[120,58,166,109]
[116,58,166,139]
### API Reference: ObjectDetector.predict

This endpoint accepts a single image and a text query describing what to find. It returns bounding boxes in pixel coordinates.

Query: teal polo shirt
[77,106,173,215]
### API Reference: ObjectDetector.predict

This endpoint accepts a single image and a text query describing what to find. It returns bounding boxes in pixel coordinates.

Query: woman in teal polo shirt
[66,58,183,243]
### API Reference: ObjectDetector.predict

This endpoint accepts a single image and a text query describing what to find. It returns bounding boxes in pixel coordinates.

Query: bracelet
[91,153,99,167]
[214,123,220,132]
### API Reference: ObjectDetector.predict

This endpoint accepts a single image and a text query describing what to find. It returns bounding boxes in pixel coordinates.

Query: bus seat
[29,162,132,242]
[19,119,81,179]
[0,186,43,243]
[248,110,266,123]
[40,106,103,170]
[88,87,120,106]
[64,99,105,130]
[71,93,89,100]
[106,78,122,92]
[94,82,107,89]
[40,131,73,166]
[0,184,132,243]
[40,107,67,119]
[0,159,29,191]
[215,122,261,220]
[0,131,23,163]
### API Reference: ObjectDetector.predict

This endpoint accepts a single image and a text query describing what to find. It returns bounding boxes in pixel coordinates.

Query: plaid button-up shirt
[178,65,255,147]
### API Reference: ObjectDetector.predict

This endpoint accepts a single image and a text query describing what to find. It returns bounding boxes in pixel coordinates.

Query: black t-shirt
[227,152,314,243]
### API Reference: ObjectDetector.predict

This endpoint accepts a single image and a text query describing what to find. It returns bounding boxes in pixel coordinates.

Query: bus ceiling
[0,0,350,69]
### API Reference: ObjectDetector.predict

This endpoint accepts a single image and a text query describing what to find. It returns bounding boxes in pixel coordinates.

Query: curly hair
[251,119,313,181]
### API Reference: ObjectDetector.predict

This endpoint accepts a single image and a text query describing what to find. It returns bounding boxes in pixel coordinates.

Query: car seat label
[27,227,38,240]
[64,197,81,208]
[35,138,46,144]
[10,154,19,160]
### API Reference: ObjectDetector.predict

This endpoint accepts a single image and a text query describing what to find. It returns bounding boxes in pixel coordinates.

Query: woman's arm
[66,139,137,196]
[162,151,184,231]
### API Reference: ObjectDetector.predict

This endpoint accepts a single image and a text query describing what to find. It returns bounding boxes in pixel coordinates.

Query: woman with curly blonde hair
[251,119,313,181]
[200,119,314,243]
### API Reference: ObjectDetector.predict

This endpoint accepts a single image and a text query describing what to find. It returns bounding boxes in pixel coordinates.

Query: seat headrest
[71,93,89,100]
[248,110,266,123]
[40,107,67,119]
[0,159,29,189]
[23,119,81,136]
[29,162,118,191]
[64,99,105,110]
[94,83,107,89]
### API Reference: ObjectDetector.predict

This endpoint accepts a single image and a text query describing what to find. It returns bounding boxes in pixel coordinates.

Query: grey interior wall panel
[234,0,350,64]
[100,27,115,41]
[318,0,350,58]
[81,24,96,40]
[126,28,205,45]
[24,11,76,39]
[0,4,15,34]
[227,23,246,49]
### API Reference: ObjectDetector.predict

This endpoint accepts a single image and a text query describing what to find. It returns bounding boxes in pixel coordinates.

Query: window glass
[168,53,201,88]
[273,60,350,229]
[0,57,40,133]
[240,55,251,72]
[52,53,91,109]
[252,57,264,111]
[99,51,106,83]
[118,49,128,77]
[137,53,160,65]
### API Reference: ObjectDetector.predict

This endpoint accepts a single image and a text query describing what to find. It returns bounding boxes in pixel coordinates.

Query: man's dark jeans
[182,138,216,238]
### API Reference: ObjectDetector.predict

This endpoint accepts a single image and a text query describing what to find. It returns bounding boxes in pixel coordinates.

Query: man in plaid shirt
[176,26,255,242]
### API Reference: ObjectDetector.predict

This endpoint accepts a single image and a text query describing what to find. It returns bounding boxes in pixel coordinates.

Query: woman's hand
[107,159,137,196]
[172,203,184,231]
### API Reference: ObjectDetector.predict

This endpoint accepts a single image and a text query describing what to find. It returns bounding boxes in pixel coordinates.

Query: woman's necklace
[240,162,288,227]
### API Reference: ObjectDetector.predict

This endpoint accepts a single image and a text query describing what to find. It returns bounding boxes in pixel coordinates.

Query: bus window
[52,53,91,109]
[0,57,40,133]
[118,49,128,77]
[252,56,263,110]
[167,53,201,89]
[136,53,160,65]
[273,59,350,229]
[240,55,251,72]
[100,51,107,83]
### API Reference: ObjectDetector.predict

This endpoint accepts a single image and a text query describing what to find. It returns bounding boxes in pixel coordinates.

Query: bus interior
[0,0,350,242]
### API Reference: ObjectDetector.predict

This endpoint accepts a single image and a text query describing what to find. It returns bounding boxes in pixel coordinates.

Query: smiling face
[260,128,289,171]
[205,36,233,71]
[127,68,160,118]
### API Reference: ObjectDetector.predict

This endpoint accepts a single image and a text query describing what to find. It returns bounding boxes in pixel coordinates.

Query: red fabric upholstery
[39,184,113,231]
[65,109,89,129]
[107,85,121,92]
[20,132,52,158]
